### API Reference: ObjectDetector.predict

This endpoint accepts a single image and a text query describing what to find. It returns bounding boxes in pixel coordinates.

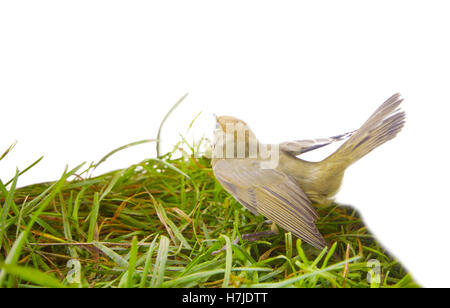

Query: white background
[1,1,450,287]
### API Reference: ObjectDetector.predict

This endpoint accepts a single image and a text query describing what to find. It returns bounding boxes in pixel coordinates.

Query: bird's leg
[212,222,279,255]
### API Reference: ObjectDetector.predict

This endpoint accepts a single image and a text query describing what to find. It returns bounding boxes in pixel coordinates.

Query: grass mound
[0,142,418,288]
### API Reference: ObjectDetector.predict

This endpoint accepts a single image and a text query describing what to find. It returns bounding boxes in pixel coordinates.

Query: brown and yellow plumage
[212,93,405,249]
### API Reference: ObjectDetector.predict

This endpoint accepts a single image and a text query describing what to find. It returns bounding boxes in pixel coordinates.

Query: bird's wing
[213,159,326,249]
[279,131,355,156]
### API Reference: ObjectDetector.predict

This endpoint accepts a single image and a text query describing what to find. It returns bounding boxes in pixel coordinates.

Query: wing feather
[280,131,355,156]
[213,159,326,249]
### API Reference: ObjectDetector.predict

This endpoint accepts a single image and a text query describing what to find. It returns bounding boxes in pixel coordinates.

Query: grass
[0,99,419,288]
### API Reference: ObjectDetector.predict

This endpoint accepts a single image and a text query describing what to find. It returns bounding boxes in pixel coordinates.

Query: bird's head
[215,115,252,133]
[212,115,259,162]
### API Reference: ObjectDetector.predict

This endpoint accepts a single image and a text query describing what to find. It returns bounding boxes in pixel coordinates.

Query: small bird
[212,93,405,249]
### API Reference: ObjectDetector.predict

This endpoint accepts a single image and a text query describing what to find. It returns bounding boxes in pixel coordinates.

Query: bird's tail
[325,93,406,167]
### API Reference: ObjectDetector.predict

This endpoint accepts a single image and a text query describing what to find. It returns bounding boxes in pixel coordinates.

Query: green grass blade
[153,158,191,179]
[87,192,100,242]
[0,263,65,288]
[321,242,338,269]
[156,93,189,157]
[150,235,170,288]
[0,141,17,161]
[4,156,44,187]
[220,234,233,288]
[99,171,122,201]
[59,193,77,258]
[94,139,156,170]
[92,241,129,268]
[126,236,138,288]
[153,201,192,250]
[0,169,20,251]
[139,235,159,288]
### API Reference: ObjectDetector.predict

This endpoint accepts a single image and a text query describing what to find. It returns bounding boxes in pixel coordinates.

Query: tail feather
[327,93,406,165]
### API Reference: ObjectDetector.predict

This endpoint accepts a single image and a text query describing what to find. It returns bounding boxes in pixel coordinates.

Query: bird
[211,93,405,249]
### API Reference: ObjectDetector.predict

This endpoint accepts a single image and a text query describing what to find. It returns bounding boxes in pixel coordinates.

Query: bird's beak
[213,114,221,129]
